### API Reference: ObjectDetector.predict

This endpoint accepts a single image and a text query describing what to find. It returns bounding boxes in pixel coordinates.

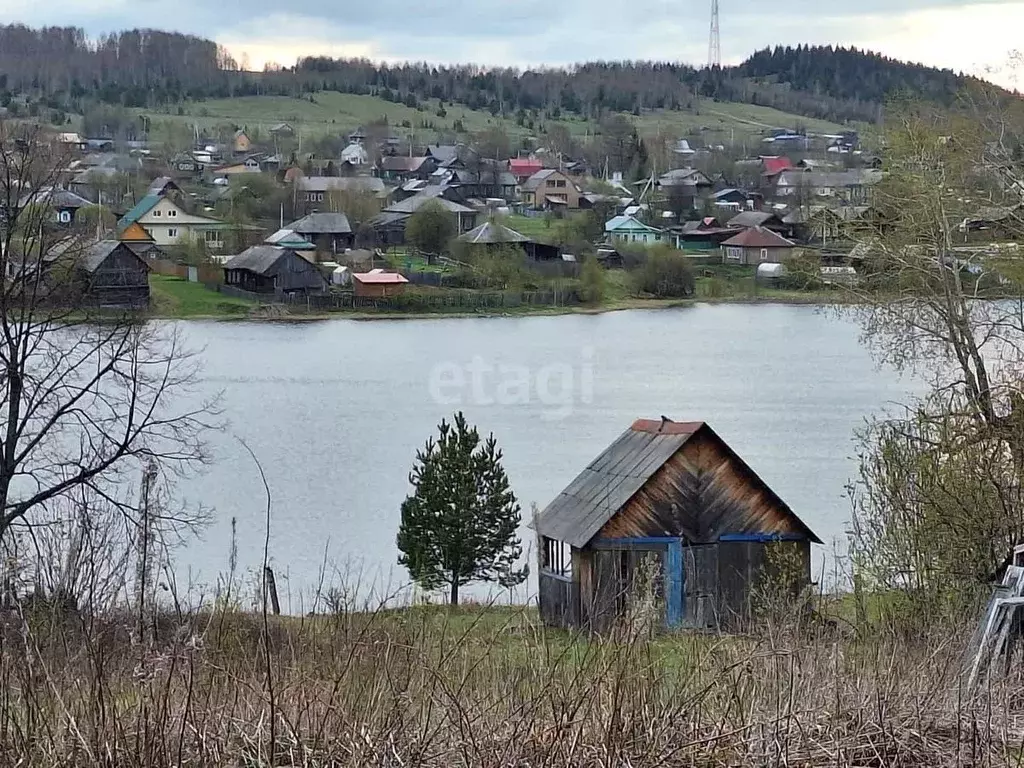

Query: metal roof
[288,212,353,235]
[534,419,820,548]
[117,194,161,229]
[224,245,289,275]
[721,226,794,248]
[535,419,701,548]
[384,192,474,215]
[457,221,529,244]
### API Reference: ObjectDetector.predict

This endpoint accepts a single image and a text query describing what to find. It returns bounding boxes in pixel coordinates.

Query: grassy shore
[2,597,1015,766]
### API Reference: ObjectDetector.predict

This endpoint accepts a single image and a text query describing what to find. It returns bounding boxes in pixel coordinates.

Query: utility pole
[708,0,722,69]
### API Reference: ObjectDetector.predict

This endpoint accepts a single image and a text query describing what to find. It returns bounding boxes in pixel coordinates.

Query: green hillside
[136,91,851,146]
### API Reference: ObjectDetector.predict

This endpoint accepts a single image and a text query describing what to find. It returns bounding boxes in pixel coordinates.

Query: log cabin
[534,418,820,632]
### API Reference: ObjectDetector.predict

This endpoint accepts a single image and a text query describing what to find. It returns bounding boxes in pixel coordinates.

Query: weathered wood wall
[538,572,578,629]
[596,430,807,543]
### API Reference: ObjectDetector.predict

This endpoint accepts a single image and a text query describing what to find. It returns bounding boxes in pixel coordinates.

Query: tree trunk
[449,577,459,606]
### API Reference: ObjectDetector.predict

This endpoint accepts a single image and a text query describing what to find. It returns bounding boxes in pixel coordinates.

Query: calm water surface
[172,304,918,608]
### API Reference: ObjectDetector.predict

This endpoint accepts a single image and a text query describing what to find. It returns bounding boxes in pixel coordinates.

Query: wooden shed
[534,418,820,632]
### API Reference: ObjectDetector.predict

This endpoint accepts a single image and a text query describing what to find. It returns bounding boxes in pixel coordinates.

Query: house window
[56,210,72,224]
[725,247,742,261]
[168,209,178,218]
[760,248,769,261]
[167,227,178,239]
[542,537,572,576]
[153,210,162,217]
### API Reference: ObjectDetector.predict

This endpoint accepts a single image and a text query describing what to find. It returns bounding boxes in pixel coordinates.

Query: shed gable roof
[534,419,820,548]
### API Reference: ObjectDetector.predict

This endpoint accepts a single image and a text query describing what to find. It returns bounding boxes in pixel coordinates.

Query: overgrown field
[1,597,1019,767]
[135,91,850,144]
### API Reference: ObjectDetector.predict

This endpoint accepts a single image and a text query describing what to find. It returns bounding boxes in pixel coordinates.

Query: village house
[285,212,355,255]
[268,123,295,139]
[18,187,93,226]
[379,190,478,235]
[233,129,253,155]
[352,268,409,298]
[10,238,152,309]
[509,157,544,184]
[725,210,789,234]
[521,169,583,210]
[295,176,390,216]
[774,169,882,204]
[534,418,820,632]
[118,221,162,260]
[605,215,664,245]
[377,155,437,183]
[223,245,327,295]
[117,194,231,251]
[456,221,561,261]
[720,226,796,265]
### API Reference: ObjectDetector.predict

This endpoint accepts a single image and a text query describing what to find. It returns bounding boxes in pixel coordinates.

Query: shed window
[760,248,769,260]
[542,537,572,576]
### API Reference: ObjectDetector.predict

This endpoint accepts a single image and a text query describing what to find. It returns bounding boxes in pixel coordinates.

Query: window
[541,537,572,576]
[760,248,769,261]
[554,179,567,188]
[153,209,162,217]
[167,227,178,239]
[168,209,177,218]
[56,210,72,224]
[725,247,742,261]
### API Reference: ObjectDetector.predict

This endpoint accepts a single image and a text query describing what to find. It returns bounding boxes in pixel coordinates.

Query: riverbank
[4,600,1010,766]
[148,275,842,321]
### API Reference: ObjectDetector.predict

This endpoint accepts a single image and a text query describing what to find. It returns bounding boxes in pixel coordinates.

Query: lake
[171,304,918,610]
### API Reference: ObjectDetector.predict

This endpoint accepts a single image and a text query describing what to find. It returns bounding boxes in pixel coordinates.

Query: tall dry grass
[0,589,1021,767]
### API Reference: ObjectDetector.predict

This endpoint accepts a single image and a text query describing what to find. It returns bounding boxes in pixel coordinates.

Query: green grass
[150,275,256,317]
[136,91,853,146]
[501,214,566,242]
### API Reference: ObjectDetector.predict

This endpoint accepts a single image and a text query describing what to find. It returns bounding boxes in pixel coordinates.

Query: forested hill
[0,23,1000,127]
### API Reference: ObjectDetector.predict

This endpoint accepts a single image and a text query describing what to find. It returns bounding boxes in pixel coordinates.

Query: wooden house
[534,419,820,632]
[457,221,560,261]
[521,169,583,210]
[286,212,355,255]
[720,227,796,265]
[223,246,327,295]
[13,239,152,308]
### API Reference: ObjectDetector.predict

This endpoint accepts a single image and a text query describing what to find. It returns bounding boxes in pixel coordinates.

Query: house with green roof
[117,195,233,252]
[604,215,665,246]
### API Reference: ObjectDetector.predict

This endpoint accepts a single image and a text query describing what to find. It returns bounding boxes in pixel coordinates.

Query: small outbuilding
[534,418,820,633]
[721,227,796,265]
[352,269,409,298]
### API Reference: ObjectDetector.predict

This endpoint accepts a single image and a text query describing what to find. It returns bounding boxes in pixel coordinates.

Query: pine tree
[397,412,527,605]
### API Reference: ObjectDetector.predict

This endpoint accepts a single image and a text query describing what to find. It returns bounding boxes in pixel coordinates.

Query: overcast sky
[3,0,1022,87]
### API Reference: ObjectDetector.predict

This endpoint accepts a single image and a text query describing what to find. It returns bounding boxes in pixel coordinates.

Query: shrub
[633,246,696,297]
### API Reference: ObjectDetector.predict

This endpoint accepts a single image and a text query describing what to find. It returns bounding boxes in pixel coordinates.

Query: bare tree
[844,100,1024,590]
[0,120,214,558]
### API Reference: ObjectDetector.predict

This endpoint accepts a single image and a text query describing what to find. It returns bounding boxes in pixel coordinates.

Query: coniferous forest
[0,23,1002,127]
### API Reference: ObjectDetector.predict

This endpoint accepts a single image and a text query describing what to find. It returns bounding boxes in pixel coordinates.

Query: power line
[708,0,721,68]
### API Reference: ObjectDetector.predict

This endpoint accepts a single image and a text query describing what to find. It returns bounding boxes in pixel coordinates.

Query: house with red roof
[509,157,545,184]
[720,226,795,265]
[352,268,410,298]
[761,156,793,178]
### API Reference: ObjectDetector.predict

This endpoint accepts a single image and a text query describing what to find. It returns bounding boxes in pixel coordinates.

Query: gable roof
[521,168,567,191]
[534,419,820,548]
[458,221,530,245]
[298,176,388,197]
[18,187,93,210]
[721,226,795,248]
[726,210,780,229]
[762,156,793,176]
[80,240,150,273]
[147,176,181,197]
[605,215,659,233]
[265,228,316,249]
[287,212,353,235]
[384,192,474,215]
[224,245,291,275]
[118,222,154,243]
[117,194,161,229]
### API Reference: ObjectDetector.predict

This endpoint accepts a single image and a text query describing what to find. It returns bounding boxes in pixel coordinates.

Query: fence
[206,284,581,313]
[149,258,224,286]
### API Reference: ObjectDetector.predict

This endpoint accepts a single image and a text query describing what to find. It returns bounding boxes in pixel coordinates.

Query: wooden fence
[208,284,581,313]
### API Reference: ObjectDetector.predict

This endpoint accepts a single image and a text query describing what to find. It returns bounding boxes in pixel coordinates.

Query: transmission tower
[708,0,721,68]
